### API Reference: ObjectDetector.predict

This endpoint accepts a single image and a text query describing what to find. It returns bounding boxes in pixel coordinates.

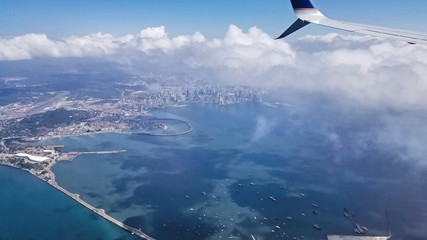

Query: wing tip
[276,19,310,40]
[291,0,316,10]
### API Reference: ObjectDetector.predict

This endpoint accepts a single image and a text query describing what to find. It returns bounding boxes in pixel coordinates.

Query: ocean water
[0,166,141,240]
[2,102,427,240]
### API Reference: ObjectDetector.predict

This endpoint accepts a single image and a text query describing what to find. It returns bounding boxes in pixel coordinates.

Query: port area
[0,143,155,240]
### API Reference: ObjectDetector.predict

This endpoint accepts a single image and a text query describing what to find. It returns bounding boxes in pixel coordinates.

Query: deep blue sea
[2,101,427,240]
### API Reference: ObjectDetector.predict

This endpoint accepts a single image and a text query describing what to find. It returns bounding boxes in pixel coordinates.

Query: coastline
[0,150,155,240]
[0,116,193,240]
[22,117,193,142]
[23,128,128,142]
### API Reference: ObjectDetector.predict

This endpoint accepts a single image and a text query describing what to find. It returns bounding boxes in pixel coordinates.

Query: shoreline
[0,116,194,240]
[23,129,128,142]
[22,118,193,142]
[0,150,155,240]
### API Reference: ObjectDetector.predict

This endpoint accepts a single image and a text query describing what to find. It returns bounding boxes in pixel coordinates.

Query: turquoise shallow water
[2,102,427,240]
[0,166,140,240]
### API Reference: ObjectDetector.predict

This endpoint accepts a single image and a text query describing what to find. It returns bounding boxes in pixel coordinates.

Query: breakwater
[132,118,193,136]
[46,170,155,240]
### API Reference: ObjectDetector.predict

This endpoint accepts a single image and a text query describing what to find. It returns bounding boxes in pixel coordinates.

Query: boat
[201,191,206,196]
[238,183,244,187]
[251,235,256,240]
[344,208,356,217]
[312,203,319,208]
[250,182,256,186]
[275,225,281,229]
[286,217,293,220]
[269,196,277,202]
[313,224,321,230]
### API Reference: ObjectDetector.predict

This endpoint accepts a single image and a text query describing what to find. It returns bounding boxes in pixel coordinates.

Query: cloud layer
[1,25,427,110]
[2,26,427,168]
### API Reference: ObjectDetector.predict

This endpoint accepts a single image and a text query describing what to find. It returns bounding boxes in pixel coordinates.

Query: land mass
[0,77,265,141]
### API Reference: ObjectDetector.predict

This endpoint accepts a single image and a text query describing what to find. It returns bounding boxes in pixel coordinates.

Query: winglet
[291,0,326,23]
[290,0,315,10]
[276,19,310,39]
[276,0,326,39]
[277,0,427,44]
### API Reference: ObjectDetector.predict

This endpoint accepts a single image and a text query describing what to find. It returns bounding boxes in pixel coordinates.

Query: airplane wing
[278,0,427,44]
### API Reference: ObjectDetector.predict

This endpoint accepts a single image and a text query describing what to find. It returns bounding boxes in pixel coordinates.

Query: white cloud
[0,32,119,60]
[250,115,276,144]
[2,26,427,168]
[1,25,427,110]
[375,113,427,167]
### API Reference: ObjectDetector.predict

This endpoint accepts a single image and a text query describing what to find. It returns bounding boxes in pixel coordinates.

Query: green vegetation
[0,108,94,138]
[17,161,35,170]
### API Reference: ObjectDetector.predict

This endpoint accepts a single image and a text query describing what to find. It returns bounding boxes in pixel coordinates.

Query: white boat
[269,196,277,202]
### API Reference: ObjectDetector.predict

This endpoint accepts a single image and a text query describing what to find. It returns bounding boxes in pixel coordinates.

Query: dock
[77,150,127,155]
[57,150,127,161]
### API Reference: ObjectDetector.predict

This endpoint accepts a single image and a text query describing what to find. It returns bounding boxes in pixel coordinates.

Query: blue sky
[1,0,426,39]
